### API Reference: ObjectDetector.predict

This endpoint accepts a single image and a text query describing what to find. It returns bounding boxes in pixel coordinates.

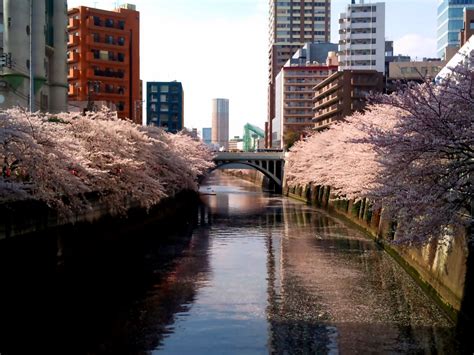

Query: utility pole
[86,80,100,113]
[29,0,34,112]
[134,100,143,125]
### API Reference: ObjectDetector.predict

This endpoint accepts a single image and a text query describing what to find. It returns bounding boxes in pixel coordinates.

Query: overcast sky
[68,0,438,137]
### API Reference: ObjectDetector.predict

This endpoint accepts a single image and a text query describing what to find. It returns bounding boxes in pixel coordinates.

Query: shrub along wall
[285,183,469,322]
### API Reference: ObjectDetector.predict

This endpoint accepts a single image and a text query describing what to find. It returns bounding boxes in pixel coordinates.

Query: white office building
[338,1,386,74]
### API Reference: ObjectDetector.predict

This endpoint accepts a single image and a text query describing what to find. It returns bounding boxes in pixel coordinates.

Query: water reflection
[0,172,461,353]
[268,199,457,354]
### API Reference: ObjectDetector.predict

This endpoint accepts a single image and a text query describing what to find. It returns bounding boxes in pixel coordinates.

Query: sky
[67,0,439,138]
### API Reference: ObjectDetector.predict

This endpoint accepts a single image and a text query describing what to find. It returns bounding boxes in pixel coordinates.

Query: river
[0,172,461,353]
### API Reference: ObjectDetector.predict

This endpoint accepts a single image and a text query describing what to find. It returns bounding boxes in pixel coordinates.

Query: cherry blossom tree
[287,57,473,244]
[286,104,399,199]
[0,108,214,219]
[361,58,473,244]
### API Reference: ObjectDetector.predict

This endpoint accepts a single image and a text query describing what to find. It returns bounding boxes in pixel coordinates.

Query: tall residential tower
[338,1,386,74]
[211,98,229,150]
[0,0,68,112]
[267,0,331,147]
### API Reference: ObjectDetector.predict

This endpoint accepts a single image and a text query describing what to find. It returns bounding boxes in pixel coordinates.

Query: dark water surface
[0,173,461,353]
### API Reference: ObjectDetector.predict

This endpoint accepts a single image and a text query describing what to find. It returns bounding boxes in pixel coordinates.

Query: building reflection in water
[267,199,458,354]
[0,171,460,353]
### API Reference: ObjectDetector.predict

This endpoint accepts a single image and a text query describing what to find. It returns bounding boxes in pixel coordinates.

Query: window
[93,16,101,26]
[105,35,114,44]
[118,37,125,46]
[105,19,114,28]
[151,85,158,93]
[160,94,167,102]
[118,20,125,30]
[160,85,169,93]
[470,21,474,30]
[99,50,109,60]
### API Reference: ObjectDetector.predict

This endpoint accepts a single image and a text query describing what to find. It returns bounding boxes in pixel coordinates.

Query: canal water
[0,172,461,353]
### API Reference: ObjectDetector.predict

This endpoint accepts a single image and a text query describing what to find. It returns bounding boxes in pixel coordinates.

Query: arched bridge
[211,152,285,192]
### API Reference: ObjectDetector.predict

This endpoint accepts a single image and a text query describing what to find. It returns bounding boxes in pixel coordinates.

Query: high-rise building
[202,127,212,145]
[338,1,385,74]
[0,0,68,112]
[437,0,474,59]
[67,4,141,123]
[272,43,338,149]
[461,9,474,46]
[267,0,331,147]
[146,81,184,133]
[211,98,229,150]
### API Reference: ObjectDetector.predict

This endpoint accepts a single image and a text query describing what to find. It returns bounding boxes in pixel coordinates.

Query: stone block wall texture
[285,182,469,321]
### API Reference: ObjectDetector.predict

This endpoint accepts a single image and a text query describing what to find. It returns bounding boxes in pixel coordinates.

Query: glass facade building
[146,81,184,133]
[202,128,212,145]
[437,0,474,58]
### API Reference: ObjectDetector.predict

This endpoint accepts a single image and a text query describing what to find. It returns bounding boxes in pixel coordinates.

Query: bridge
[211,152,285,192]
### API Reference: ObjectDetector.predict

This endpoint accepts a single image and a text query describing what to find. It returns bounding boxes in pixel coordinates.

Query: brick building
[67,4,141,123]
[313,70,383,131]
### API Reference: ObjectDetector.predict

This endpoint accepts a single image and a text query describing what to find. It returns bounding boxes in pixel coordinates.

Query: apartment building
[313,70,383,130]
[267,0,331,147]
[67,4,141,123]
[272,42,337,148]
[146,81,184,133]
[338,1,385,74]
[0,0,67,112]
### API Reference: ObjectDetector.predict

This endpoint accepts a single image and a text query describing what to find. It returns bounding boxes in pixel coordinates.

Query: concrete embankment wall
[0,191,200,241]
[284,183,470,323]
[221,169,270,189]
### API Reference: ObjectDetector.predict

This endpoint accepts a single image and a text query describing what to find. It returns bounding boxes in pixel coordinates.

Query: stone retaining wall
[285,183,470,322]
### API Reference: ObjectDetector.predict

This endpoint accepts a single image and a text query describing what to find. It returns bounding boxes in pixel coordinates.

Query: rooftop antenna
[93,1,98,7]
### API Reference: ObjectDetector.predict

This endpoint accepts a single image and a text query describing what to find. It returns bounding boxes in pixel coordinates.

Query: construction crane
[243,123,265,152]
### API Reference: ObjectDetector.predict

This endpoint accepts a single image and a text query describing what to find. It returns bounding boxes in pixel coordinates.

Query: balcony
[313,93,339,110]
[68,85,80,96]
[86,16,127,32]
[86,68,128,81]
[67,68,79,80]
[67,35,79,47]
[316,79,341,96]
[68,18,80,30]
[67,51,80,64]
[86,34,126,48]
[314,104,341,121]
[85,51,129,65]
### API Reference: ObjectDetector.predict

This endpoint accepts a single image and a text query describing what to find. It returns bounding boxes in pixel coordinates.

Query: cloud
[394,34,437,60]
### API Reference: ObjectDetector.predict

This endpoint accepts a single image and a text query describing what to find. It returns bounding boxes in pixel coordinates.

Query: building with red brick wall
[67,4,141,123]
